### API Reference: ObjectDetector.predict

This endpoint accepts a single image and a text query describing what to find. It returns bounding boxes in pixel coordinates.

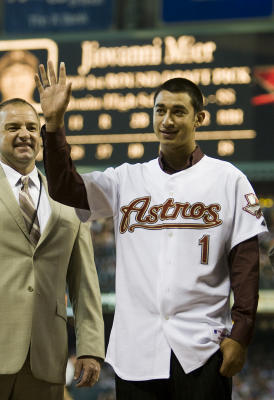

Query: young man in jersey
[35,61,267,400]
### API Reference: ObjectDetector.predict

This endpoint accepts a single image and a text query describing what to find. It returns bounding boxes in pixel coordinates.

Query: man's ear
[194,111,205,127]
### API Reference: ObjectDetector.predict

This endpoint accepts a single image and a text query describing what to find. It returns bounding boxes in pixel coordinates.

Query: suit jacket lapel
[0,165,30,239]
[37,172,61,246]
[0,166,61,247]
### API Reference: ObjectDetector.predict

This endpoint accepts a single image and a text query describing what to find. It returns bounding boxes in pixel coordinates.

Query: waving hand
[35,61,72,132]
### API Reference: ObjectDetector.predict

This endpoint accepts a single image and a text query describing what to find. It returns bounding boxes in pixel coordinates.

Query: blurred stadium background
[1,1,274,398]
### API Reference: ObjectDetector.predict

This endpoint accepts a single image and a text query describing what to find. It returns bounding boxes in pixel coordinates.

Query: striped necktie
[19,176,41,246]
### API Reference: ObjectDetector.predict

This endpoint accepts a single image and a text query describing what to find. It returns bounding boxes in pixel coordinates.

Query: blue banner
[162,0,273,23]
[4,0,113,33]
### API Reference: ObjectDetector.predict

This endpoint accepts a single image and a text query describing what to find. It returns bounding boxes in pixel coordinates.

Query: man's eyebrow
[4,122,19,127]
[154,103,188,110]
[5,121,38,127]
[154,103,165,108]
[172,104,188,110]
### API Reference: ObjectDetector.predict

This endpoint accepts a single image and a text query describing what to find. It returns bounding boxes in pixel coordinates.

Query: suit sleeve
[66,221,105,360]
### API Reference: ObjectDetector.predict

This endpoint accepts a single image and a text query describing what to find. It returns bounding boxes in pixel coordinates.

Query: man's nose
[162,112,174,126]
[18,127,31,138]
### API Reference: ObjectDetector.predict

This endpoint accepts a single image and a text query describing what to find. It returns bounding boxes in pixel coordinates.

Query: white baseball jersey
[77,155,267,380]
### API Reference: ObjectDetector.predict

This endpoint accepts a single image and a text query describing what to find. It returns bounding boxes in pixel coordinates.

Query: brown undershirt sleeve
[228,235,259,347]
[41,125,89,210]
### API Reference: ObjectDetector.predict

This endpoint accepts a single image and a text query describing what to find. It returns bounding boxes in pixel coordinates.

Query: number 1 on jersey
[199,235,210,264]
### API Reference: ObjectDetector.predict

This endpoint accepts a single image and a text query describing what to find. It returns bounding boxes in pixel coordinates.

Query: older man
[0,97,104,400]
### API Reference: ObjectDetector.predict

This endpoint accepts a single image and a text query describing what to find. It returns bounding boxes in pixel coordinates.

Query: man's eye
[28,126,37,131]
[174,110,184,116]
[8,127,17,132]
[156,108,165,115]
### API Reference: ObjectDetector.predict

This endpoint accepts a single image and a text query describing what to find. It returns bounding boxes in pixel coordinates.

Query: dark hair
[0,98,40,125]
[154,78,204,113]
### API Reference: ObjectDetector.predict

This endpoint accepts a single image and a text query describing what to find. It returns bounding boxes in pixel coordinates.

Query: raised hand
[35,60,72,132]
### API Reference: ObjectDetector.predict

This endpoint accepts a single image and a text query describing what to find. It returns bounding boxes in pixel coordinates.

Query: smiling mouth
[160,130,177,138]
[15,144,33,149]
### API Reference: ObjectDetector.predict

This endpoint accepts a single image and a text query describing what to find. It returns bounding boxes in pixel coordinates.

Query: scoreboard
[0,30,273,167]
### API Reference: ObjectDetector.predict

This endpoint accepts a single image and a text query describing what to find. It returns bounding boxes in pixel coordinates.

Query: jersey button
[165,315,169,320]
[168,232,173,237]
[28,286,34,292]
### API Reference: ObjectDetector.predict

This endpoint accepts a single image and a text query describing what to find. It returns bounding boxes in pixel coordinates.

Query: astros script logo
[120,197,222,233]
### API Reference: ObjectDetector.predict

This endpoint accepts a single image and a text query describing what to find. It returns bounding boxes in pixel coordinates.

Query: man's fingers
[74,359,101,388]
[76,368,91,387]
[74,360,82,380]
[220,367,235,377]
[59,62,67,86]
[88,371,99,387]
[219,358,227,375]
[64,82,72,107]
[76,369,97,387]
[220,362,231,377]
[34,74,44,94]
[37,61,69,93]
[48,60,57,85]
[38,61,56,88]
[219,356,243,377]
[76,364,100,387]
[38,64,50,88]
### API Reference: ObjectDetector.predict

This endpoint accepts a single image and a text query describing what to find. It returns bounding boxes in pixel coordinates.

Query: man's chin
[160,139,178,148]
[14,148,35,159]
[14,154,36,166]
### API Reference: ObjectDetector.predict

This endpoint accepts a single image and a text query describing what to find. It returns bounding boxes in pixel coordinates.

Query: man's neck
[161,144,196,171]
[0,159,35,176]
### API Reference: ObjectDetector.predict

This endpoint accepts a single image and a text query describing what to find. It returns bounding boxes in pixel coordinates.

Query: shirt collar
[158,145,204,174]
[0,161,40,189]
